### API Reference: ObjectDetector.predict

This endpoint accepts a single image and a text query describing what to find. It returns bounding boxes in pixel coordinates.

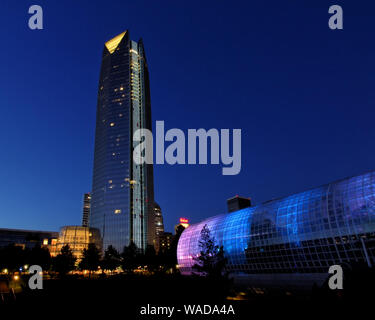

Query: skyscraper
[154,202,164,237]
[154,202,164,253]
[82,193,91,228]
[90,30,155,252]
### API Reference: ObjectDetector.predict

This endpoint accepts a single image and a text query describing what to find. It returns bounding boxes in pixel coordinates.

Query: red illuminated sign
[180,218,189,224]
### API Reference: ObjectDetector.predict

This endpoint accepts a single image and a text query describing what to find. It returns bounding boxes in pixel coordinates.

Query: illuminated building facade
[82,193,91,228]
[90,30,155,252]
[154,202,164,236]
[178,171,375,286]
[55,226,102,261]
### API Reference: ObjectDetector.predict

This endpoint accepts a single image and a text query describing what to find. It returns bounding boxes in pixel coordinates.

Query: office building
[154,202,164,252]
[82,193,91,228]
[227,195,251,213]
[90,30,155,252]
[0,228,58,251]
[154,202,164,236]
[159,232,173,254]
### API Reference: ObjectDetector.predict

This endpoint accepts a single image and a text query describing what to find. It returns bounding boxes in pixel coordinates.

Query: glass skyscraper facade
[178,171,375,278]
[90,31,155,253]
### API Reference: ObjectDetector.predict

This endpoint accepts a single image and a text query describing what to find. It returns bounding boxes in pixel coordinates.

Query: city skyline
[1,1,375,234]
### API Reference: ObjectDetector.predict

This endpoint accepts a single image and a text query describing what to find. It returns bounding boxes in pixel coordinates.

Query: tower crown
[105,31,127,54]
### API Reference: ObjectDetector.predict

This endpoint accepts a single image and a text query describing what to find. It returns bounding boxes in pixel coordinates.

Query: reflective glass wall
[177,171,375,274]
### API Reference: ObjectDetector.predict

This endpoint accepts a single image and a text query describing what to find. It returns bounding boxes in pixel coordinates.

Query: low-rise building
[158,232,173,254]
[55,226,102,261]
[0,228,58,252]
[227,195,251,213]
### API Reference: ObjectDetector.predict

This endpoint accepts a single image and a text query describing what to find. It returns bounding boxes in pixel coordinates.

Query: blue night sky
[1,1,374,233]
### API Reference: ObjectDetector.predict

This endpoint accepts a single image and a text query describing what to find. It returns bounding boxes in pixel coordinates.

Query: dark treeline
[0,228,183,277]
[0,241,179,276]
[0,244,51,272]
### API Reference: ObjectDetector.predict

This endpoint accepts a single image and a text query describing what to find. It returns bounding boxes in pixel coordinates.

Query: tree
[171,225,185,264]
[52,245,76,277]
[192,224,227,279]
[158,225,185,273]
[143,245,158,273]
[121,242,139,273]
[101,245,121,273]
[28,244,51,271]
[79,244,101,276]
[0,245,27,273]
